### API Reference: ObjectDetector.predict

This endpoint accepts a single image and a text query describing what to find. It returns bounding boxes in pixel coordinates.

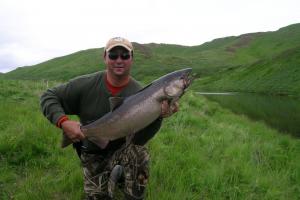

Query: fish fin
[108,165,124,198]
[61,132,73,148]
[137,82,153,92]
[109,97,124,111]
[89,137,109,149]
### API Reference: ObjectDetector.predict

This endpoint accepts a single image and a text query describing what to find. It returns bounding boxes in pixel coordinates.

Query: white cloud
[0,0,299,72]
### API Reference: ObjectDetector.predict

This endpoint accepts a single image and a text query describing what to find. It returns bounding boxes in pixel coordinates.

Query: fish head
[163,68,193,98]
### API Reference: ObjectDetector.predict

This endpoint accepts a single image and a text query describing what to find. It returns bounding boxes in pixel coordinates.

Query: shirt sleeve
[40,79,81,126]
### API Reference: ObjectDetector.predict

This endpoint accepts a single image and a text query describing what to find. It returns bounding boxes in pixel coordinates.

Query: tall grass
[148,93,300,199]
[0,80,299,199]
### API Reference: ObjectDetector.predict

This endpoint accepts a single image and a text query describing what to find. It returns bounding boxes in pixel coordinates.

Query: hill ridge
[3,23,300,96]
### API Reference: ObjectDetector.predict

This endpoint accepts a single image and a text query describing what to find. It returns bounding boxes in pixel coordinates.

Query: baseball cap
[104,37,133,52]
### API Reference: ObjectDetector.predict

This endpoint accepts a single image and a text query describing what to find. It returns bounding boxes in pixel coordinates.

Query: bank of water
[198,92,300,137]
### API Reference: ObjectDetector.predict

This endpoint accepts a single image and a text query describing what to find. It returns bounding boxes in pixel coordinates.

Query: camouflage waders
[80,144,150,200]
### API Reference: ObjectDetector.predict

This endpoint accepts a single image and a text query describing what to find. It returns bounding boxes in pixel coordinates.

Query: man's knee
[81,152,110,198]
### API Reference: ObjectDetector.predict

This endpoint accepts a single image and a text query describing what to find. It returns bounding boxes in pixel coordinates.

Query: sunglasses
[108,51,131,60]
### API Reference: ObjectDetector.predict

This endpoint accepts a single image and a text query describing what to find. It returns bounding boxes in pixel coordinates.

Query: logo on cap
[113,37,125,42]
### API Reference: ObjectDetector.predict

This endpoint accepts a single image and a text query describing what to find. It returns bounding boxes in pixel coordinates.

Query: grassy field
[0,79,299,199]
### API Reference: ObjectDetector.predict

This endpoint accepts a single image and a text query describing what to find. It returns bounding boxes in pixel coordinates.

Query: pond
[198,92,300,138]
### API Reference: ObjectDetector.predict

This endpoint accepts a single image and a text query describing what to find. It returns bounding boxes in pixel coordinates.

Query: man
[40,37,178,199]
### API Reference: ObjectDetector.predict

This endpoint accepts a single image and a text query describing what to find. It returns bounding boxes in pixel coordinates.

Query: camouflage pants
[80,144,150,200]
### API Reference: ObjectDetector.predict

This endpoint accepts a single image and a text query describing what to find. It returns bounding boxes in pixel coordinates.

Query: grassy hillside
[3,49,104,81]
[0,79,299,199]
[4,24,300,86]
[193,45,300,96]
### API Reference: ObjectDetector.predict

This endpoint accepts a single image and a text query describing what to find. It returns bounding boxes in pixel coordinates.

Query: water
[198,92,300,137]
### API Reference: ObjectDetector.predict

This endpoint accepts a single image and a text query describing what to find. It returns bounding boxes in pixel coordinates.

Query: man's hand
[61,120,85,143]
[161,100,179,118]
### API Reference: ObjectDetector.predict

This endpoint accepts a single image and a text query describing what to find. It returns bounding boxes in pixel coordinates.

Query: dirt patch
[226,32,264,53]
[132,42,153,58]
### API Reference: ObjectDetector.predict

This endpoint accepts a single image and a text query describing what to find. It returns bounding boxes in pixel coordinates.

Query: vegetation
[0,80,299,199]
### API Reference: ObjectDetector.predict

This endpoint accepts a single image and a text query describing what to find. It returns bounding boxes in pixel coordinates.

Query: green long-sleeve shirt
[40,71,162,153]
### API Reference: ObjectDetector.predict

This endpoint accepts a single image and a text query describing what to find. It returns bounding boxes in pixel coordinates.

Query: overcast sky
[0,0,299,73]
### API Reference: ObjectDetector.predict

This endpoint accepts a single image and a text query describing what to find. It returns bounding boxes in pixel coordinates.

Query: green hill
[3,23,300,95]
[3,48,103,81]
[194,45,300,96]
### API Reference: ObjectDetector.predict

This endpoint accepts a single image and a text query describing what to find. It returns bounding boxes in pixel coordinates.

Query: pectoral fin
[61,132,72,148]
[109,97,124,111]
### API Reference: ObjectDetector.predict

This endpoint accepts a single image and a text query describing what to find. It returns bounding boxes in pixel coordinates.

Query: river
[198,92,300,138]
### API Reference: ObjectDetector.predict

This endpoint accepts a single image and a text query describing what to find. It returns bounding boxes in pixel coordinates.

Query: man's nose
[116,56,123,62]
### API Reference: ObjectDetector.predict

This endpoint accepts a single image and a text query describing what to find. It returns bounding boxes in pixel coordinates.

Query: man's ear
[103,51,108,65]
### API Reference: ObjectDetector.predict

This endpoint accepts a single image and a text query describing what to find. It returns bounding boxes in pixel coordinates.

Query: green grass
[0,79,83,199]
[193,46,300,96]
[0,79,299,199]
[149,93,300,199]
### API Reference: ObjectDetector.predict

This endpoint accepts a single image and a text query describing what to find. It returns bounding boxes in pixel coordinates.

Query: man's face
[104,46,133,77]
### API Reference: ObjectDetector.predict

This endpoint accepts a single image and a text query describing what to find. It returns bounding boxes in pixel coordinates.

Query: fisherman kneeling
[40,37,178,199]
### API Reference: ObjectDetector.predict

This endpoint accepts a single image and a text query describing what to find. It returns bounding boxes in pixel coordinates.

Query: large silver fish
[62,68,192,148]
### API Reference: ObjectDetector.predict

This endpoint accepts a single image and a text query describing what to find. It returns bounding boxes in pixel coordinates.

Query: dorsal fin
[109,97,124,111]
[137,82,153,92]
